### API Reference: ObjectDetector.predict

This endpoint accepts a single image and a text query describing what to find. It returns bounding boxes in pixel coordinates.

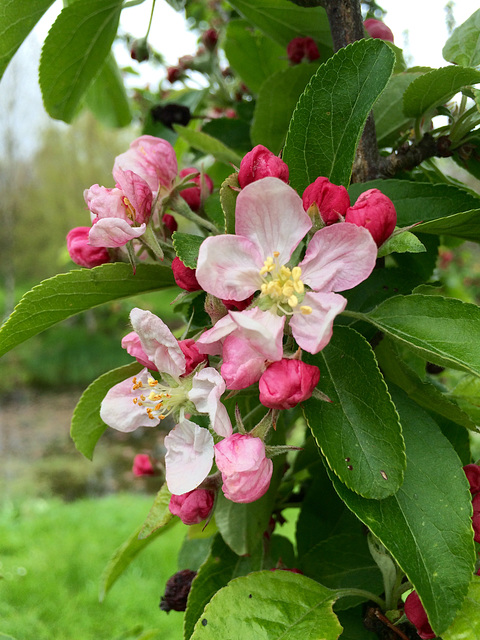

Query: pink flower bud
[178,338,208,375]
[121,331,157,370]
[214,433,273,503]
[132,454,155,476]
[473,493,480,543]
[172,257,202,292]
[162,213,178,236]
[259,359,320,410]
[302,177,351,225]
[404,591,436,639]
[179,167,214,212]
[169,489,215,525]
[66,227,111,268]
[221,295,254,311]
[286,36,320,64]
[364,18,394,43]
[463,464,480,495]
[238,145,289,189]
[167,66,183,83]
[345,188,397,246]
[202,28,218,51]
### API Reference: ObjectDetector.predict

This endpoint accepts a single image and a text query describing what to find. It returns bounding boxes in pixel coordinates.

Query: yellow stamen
[300,305,313,315]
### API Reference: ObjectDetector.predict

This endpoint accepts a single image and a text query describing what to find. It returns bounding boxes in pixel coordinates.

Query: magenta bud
[167,66,183,83]
[238,145,289,189]
[66,227,110,268]
[172,256,202,292]
[345,188,397,246]
[132,454,155,476]
[286,36,320,64]
[364,18,394,43]
[178,338,208,375]
[302,177,351,225]
[259,359,320,410]
[169,489,215,525]
[122,331,157,370]
[202,28,218,51]
[221,295,254,311]
[463,464,480,495]
[473,493,480,543]
[162,213,178,236]
[214,433,273,503]
[179,167,214,211]
[404,591,436,639]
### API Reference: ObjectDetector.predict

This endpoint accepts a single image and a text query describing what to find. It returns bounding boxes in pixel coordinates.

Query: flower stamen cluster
[130,375,190,421]
[259,253,311,315]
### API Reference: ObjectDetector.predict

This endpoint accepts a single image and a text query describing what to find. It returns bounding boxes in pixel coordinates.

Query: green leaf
[303,326,405,499]
[0,0,55,80]
[226,0,332,48]
[348,179,480,229]
[201,119,252,154]
[219,172,239,234]
[224,20,287,94]
[403,66,480,118]
[71,362,142,460]
[377,230,426,259]
[443,576,480,640]
[39,0,123,122]
[375,338,477,430]
[415,208,480,242]
[164,0,185,9]
[0,264,175,357]
[374,72,424,147]
[190,570,342,640]
[283,39,395,192]
[251,63,320,155]
[99,519,177,602]
[337,606,378,640]
[173,126,242,166]
[84,52,132,127]
[443,9,480,68]
[172,232,205,268]
[138,483,173,539]
[449,375,480,425]
[364,294,480,377]
[330,387,476,636]
[184,535,243,640]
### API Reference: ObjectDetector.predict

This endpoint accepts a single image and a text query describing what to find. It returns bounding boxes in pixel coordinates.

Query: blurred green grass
[0,494,186,640]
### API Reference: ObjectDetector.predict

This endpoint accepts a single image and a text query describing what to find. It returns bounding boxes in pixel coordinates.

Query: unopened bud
[202,28,218,51]
[66,227,110,268]
[404,591,435,639]
[172,257,202,292]
[238,145,289,189]
[302,177,350,226]
[345,189,397,247]
[132,454,155,476]
[130,38,150,62]
[178,167,214,212]
[364,18,394,43]
[178,338,208,375]
[259,359,320,410]
[286,36,320,64]
[169,489,215,525]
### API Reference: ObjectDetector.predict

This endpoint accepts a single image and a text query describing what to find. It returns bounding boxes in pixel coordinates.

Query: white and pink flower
[195,177,377,354]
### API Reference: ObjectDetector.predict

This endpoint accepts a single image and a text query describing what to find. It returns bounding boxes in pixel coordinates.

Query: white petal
[229,307,285,361]
[300,223,377,292]
[235,177,312,265]
[189,368,232,437]
[164,419,214,494]
[89,219,146,248]
[130,308,185,377]
[290,292,347,354]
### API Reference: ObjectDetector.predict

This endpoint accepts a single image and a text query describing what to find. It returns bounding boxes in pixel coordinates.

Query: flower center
[258,251,312,315]
[132,376,189,421]
[123,196,137,222]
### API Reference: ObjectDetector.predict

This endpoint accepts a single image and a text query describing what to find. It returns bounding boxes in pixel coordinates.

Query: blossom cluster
[67,136,398,526]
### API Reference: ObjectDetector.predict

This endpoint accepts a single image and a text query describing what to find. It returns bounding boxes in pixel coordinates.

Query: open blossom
[259,359,320,410]
[113,135,178,192]
[196,177,377,354]
[214,433,273,503]
[100,308,231,494]
[86,168,152,248]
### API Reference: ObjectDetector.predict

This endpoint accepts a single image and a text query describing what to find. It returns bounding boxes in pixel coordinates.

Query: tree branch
[378,135,453,178]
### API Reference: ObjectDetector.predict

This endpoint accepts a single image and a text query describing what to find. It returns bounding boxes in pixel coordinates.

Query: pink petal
[188,368,232,437]
[229,307,285,362]
[290,291,347,353]
[235,177,312,265]
[221,335,268,389]
[100,369,160,432]
[89,218,146,247]
[84,185,125,219]
[130,308,185,377]
[300,222,377,292]
[121,331,157,370]
[114,168,152,225]
[114,135,178,192]
[196,315,237,356]
[196,235,263,300]
[164,419,214,494]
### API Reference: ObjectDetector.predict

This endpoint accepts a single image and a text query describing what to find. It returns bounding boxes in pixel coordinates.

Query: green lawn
[0,494,187,640]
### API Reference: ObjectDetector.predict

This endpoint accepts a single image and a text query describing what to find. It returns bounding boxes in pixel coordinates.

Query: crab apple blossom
[214,433,273,503]
[345,188,397,247]
[302,177,351,225]
[196,177,377,354]
[122,331,157,370]
[179,167,214,212]
[132,454,155,476]
[169,488,214,525]
[172,257,202,292]
[404,591,435,639]
[259,359,320,410]
[197,307,285,390]
[463,463,480,495]
[86,168,152,248]
[66,226,110,267]
[113,135,178,193]
[286,36,320,64]
[237,145,289,189]
[364,18,394,43]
